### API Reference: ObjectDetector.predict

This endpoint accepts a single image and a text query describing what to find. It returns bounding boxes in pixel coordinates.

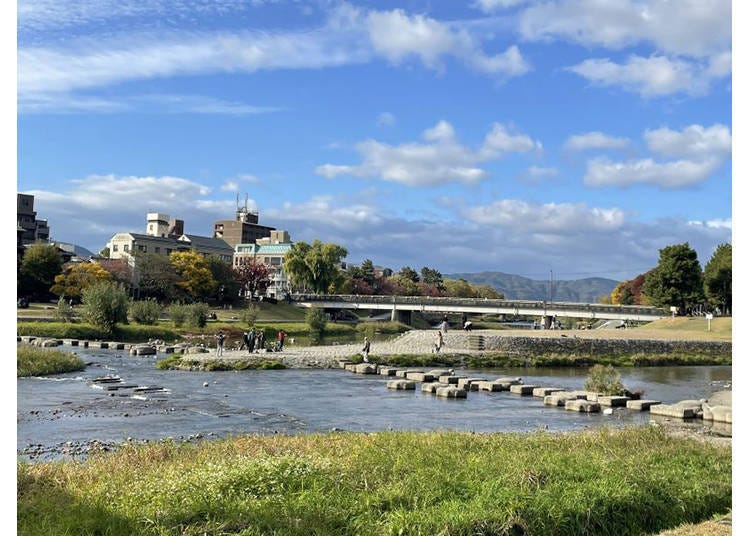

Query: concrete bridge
[291,294,667,326]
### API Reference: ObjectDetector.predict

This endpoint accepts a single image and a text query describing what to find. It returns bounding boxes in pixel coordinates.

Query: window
[138,245,146,252]
[154,247,160,253]
[112,244,118,252]
[123,245,130,252]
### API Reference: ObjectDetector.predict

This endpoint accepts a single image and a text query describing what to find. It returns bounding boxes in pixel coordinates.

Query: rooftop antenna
[245,193,248,212]
[235,192,240,210]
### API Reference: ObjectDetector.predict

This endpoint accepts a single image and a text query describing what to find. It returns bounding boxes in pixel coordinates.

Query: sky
[14,0,734,282]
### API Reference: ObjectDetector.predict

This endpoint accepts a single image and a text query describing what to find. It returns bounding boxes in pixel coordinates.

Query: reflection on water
[17,347,731,461]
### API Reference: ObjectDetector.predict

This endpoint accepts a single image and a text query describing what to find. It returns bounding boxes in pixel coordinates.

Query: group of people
[214,328,287,356]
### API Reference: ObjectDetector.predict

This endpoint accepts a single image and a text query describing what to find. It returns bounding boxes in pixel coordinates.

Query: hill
[445,271,619,303]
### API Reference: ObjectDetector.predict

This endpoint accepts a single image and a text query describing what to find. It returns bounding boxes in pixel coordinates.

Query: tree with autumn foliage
[234,260,271,298]
[50,262,113,303]
[169,250,216,302]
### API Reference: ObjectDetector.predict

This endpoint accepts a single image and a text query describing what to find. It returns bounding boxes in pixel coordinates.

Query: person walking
[434,330,444,353]
[278,330,285,351]
[361,337,371,362]
[248,327,256,353]
[256,330,265,352]
[215,329,226,357]
[440,319,449,335]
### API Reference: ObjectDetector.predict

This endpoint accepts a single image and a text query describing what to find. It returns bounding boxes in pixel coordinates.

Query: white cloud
[688,218,731,230]
[519,166,558,183]
[566,55,722,98]
[518,0,731,58]
[365,8,530,76]
[565,132,629,151]
[474,0,528,12]
[644,124,732,159]
[584,157,722,189]
[464,200,624,233]
[221,181,239,192]
[376,112,395,126]
[316,120,542,187]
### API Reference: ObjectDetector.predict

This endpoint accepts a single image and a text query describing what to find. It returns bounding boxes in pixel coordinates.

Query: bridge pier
[543,315,553,329]
[391,308,412,325]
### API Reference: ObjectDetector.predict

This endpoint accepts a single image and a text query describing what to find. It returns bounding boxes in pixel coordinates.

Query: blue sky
[15,0,733,281]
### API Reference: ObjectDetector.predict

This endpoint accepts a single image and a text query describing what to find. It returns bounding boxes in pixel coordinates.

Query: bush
[166,303,187,327]
[186,303,210,328]
[17,344,85,377]
[240,303,259,328]
[80,282,129,337]
[129,299,162,325]
[305,307,327,345]
[584,364,626,395]
[54,296,75,323]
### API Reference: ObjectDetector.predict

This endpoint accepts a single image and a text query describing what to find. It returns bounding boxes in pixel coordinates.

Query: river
[17,347,732,462]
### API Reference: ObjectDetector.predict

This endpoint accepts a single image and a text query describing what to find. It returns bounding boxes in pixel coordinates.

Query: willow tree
[284,240,347,294]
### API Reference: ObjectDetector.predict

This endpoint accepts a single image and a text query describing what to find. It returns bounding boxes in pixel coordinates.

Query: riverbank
[17,426,730,536]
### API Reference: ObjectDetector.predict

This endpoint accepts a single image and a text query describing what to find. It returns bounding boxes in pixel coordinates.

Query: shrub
[54,296,75,323]
[80,282,129,337]
[166,303,187,327]
[240,303,259,328]
[129,299,162,325]
[305,307,327,345]
[186,302,210,328]
[17,344,85,377]
[584,364,626,395]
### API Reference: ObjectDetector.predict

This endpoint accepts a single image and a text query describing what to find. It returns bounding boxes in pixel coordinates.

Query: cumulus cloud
[376,112,395,126]
[584,157,722,189]
[365,8,530,76]
[566,54,725,98]
[316,120,542,187]
[519,166,558,183]
[564,132,630,151]
[474,0,528,12]
[518,0,731,58]
[644,124,732,159]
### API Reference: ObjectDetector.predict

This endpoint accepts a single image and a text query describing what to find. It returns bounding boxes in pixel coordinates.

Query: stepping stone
[439,375,462,384]
[108,342,125,350]
[354,363,378,374]
[344,364,357,372]
[495,377,523,385]
[598,396,630,407]
[626,400,661,411]
[532,387,566,397]
[701,403,731,423]
[477,381,504,392]
[396,369,421,378]
[510,385,538,395]
[91,376,122,384]
[565,400,601,413]
[427,369,453,377]
[387,379,415,390]
[457,378,485,391]
[544,392,583,406]
[436,386,467,399]
[406,372,435,382]
[379,367,397,376]
[571,390,601,401]
[649,400,703,419]
[422,382,450,394]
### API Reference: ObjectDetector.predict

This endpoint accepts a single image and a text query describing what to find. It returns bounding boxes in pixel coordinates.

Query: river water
[17,347,732,462]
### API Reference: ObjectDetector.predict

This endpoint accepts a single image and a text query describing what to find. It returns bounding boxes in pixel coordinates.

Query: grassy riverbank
[17,426,730,536]
[17,344,86,377]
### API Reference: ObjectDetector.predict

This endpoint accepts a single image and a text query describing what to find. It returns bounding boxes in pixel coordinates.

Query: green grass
[17,322,181,343]
[17,426,731,536]
[156,355,287,371]
[17,344,86,377]
[636,317,732,340]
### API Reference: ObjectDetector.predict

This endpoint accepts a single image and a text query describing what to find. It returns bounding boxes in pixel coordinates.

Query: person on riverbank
[362,337,371,362]
[440,319,449,335]
[215,330,226,357]
[248,328,256,353]
[256,330,265,352]
[278,330,285,351]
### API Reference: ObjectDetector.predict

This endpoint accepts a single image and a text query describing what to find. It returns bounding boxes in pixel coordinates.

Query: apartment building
[234,230,293,298]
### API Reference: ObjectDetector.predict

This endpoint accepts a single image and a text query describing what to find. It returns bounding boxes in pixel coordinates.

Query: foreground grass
[634,317,731,341]
[17,344,85,377]
[17,427,730,536]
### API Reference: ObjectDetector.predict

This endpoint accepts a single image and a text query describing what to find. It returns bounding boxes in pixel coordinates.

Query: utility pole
[549,270,553,302]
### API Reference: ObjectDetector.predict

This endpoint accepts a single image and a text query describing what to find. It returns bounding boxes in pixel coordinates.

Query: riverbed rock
[187,346,209,353]
[387,379,416,390]
[565,400,601,413]
[38,338,62,348]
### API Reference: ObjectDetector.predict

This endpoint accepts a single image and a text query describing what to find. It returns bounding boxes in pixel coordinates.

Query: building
[106,212,234,262]
[234,230,293,298]
[213,203,275,248]
[17,193,50,245]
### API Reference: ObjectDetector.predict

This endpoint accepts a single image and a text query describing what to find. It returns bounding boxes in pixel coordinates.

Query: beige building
[234,230,293,298]
[106,213,233,262]
[214,206,275,249]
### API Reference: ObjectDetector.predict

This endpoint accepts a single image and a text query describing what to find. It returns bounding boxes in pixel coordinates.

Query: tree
[132,252,180,302]
[169,250,216,301]
[284,240,348,294]
[360,259,376,287]
[420,266,444,290]
[610,281,634,305]
[18,242,63,300]
[207,256,241,305]
[642,243,704,312]
[704,243,731,314]
[81,281,129,336]
[50,262,113,302]
[234,260,271,298]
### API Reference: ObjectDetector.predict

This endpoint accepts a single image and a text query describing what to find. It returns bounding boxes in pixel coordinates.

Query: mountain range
[445,271,619,304]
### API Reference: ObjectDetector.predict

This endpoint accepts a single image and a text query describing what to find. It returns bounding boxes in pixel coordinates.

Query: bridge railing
[290,293,666,317]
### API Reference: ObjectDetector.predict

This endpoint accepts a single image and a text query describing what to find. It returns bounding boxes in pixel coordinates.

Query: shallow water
[17,347,731,462]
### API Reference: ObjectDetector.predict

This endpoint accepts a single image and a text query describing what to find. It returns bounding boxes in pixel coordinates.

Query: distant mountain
[445,271,619,303]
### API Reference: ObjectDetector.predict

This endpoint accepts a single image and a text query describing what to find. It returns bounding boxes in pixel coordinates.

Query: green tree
[170,250,216,301]
[129,299,162,325]
[420,266,444,290]
[207,256,241,305]
[703,243,731,314]
[50,262,113,302]
[642,243,704,312]
[305,307,327,345]
[610,281,634,305]
[81,281,129,336]
[360,259,376,287]
[284,240,348,294]
[18,242,63,300]
[133,252,180,302]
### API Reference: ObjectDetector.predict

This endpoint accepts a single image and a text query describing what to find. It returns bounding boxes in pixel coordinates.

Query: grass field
[17,344,86,377]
